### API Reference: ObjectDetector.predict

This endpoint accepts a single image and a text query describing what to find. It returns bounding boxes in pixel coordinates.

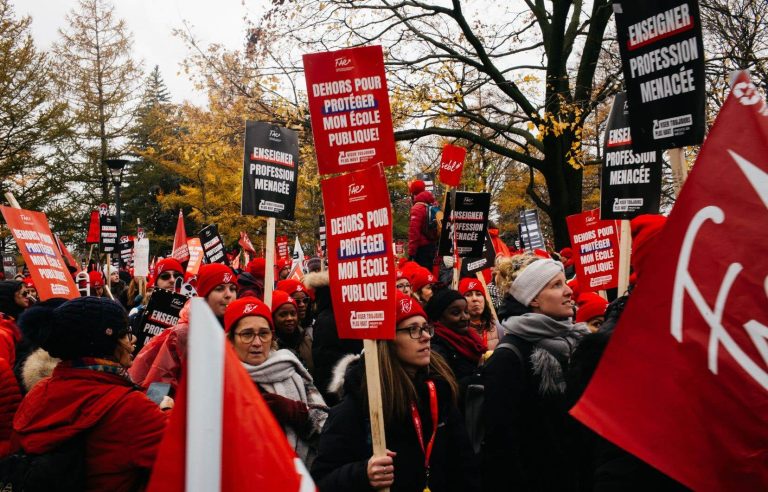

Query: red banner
[276,235,289,261]
[570,71,768,491]
[565,209,620,291]
[438,144,467,187]
[239,231,256,255]
[86,210,100,244]
[321,164,396,339]
[303,45,397,175]
[172,210,189,263]
[1,206,79,300]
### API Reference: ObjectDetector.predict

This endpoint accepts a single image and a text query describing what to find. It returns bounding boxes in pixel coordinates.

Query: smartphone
[146,382,172,405]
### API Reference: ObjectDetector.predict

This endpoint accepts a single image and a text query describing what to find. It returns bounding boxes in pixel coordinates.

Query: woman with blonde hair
[312,291,479,492]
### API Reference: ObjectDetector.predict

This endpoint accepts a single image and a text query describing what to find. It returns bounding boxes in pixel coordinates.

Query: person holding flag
[312,291,479,492]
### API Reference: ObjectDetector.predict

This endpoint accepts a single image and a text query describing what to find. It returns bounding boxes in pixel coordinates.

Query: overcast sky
[22,0,269,106]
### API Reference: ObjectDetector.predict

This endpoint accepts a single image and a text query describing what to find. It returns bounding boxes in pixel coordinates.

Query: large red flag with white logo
[172,211,190,263]
[570,71,768,490]
[146,299,314,492]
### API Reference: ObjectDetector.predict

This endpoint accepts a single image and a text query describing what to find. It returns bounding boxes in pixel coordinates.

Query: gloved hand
[261,392,309,428]
[443,256,455,268]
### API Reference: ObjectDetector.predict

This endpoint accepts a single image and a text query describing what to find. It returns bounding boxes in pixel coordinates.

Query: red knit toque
[154,258,184,285]
[88,270,104,288]
[276,279,314,301]
[224,296,273,333]
[247,257,266,279]
[196,263,236,298]
[396,291,427,325]
[271,290,297,313]
[409,267,436,292]
[408,179,426,196]
[458,277,486,297]
[575,292,608,323]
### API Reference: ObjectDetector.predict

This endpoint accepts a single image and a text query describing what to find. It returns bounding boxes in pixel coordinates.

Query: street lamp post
[104,159,129,268]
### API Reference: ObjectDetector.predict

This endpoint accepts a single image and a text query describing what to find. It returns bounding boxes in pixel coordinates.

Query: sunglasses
[158,272,181,281]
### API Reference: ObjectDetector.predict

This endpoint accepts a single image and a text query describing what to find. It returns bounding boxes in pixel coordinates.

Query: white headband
[508,259,564,306]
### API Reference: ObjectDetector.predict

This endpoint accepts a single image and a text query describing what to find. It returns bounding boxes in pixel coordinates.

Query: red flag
[86,210,100,244]
[239,231,256,255]
[147,299,313,492]
[172,211,190,263]
[570,71,768,490]
[438,144,466,187]
[55,234,81,275]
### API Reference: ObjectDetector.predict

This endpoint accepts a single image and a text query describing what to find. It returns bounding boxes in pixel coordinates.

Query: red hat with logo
[409,267,436,293]
[458,277,486,297]
[271,290,297,313]
[396,269,406,281]
[395,291,427,325]
[153,258,184,286]
[196,263,236,298]
[575,292,609,323]
[22,276,35,289]
[224,296,273,333]
[276,279,314,301]
[88,271,104,288]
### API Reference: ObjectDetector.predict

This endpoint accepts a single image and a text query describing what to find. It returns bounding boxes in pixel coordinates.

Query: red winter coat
[408,191,437,257]
[14,365,168,492]
[0,313,21,365]
[0,357,21,458]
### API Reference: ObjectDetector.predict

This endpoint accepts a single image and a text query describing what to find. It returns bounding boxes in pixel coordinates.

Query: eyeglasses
[235,330,272,344]
[396,282,411,290]
[396,323,434,339]
[158,272,180,281]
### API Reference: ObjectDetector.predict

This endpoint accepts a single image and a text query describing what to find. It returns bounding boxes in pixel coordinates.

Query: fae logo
[335,57,352,70]
[223,272,233,284]
[243,303,258,314]
[269,129,281,140]
[671,149,768,390]
[399,298,413,314]
[732,81,763,107]
[348,183,364,196]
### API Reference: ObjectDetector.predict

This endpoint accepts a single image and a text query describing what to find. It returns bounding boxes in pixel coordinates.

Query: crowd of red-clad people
[0,182,686,491]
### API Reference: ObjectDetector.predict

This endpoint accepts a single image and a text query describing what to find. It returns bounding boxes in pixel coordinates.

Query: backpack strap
[494,342,523,362]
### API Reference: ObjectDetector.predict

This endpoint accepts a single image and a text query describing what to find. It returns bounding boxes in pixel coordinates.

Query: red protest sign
[565,209,620,291]
[303,45,397,175]
[438,144,467,187]
[186,238,204,275]
[570,72,768,491]
[322,164,396,339]
[1,206,79,300]
[276,235,289,261]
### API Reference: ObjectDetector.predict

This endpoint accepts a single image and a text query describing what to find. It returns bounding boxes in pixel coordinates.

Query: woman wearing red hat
[312,291,479,492]
[271,291,313,371]
[129,263,237,392]
[224,297,328,467]
[458,277,501,352]
[409,266,438,303]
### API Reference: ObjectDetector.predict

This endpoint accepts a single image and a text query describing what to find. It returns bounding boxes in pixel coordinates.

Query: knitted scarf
[433,322,487,363]
[501,313,589,362]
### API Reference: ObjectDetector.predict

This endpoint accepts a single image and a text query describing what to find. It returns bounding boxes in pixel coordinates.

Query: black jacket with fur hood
[304,271,362,404]
[311,355,480,492]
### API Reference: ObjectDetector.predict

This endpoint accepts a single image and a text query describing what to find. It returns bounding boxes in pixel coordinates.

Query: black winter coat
[311,360,480,492]
[481,333,580,491]
[310,282,362,405]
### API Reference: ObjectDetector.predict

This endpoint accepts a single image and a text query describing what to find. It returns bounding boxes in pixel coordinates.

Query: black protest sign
[519,209,545,253]
[460,232,497,275]
[438,192,490,257]
[100,215,117,253]
[601,92,663,220]
[614,0,705,151]
[135,288,187,350]
[318,214,327,255]
[119,238,134,267]
[241,121,299,220]
[199,224,229,265]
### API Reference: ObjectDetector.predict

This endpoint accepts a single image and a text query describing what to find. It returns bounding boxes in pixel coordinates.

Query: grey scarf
[501,313,590,395]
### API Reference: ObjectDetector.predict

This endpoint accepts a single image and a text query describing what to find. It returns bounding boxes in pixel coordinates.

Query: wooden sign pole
[668,147,688,196]
[264,218,276,305]
[4,192,20,209]
[363,338,389,492]
[103,254,115,299]
[617,220,632,296]
[475,272,498,322]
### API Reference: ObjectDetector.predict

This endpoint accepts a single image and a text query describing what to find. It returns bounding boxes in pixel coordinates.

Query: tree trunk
[542,133,583,250]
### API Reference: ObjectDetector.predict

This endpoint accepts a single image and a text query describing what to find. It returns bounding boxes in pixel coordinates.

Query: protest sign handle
[475,272,498,322]
[4,192,21,209]
[264,217,276,306]
[617,220,631,296]
[598,290,608,301]
[669,148,688,196]
[363,338,390,492]
[103,254,115,300]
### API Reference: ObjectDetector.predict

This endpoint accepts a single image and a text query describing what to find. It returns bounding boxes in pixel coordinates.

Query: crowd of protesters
[0,179,686,491]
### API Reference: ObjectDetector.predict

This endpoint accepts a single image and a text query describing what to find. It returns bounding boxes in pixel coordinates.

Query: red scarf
[434,322,487,363]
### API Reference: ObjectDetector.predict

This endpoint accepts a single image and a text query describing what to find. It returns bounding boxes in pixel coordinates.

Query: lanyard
[410,380,438,492]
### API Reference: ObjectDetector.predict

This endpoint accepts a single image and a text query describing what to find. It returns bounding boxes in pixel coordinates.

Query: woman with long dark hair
[312,292,479,492]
